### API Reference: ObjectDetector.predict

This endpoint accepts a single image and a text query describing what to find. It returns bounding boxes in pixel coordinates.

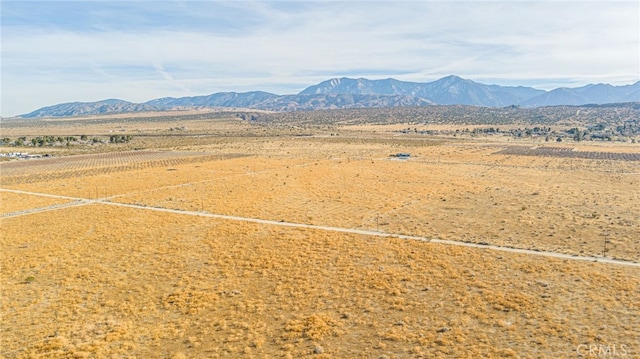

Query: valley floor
[1,133,639,358]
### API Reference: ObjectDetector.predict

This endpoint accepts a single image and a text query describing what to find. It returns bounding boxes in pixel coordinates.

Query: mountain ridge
[18,76,640,118]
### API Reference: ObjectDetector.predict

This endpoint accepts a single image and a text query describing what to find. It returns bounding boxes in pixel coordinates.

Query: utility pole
[602,233,609,258]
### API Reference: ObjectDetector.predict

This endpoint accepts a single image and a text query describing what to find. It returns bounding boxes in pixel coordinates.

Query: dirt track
[3,187,637,268]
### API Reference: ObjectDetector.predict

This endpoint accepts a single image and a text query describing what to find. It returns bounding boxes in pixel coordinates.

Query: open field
[496,146,640,161]
[0,151,247,186]
[2,204,639,358]
[0,191,73,215]
[4,138,637,261]
[1,112,639,357]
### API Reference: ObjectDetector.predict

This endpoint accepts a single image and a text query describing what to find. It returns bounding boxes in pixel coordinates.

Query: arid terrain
[1,110,639,358]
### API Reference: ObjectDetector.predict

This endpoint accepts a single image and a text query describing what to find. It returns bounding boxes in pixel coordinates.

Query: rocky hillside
[19,76,640,118]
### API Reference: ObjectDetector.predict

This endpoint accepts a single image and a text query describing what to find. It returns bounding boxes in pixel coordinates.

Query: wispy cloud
[1,0,638,116]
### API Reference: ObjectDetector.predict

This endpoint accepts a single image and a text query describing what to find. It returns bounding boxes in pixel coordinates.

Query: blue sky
[1,0,639,116]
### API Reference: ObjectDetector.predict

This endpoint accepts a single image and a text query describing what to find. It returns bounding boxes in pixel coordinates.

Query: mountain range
[19,75,640,118]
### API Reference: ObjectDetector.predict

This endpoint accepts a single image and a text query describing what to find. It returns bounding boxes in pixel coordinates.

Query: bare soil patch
[0,151,247,185]
[496,146,640,161]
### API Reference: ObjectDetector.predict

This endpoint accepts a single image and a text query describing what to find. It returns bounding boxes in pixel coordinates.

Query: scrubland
[0,191,72,215]
[1,112,639,358]
[2,204,639,358]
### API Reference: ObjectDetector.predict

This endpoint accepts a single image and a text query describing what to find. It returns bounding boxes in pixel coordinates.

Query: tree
[110,135,133,143]
[573,128,583,142]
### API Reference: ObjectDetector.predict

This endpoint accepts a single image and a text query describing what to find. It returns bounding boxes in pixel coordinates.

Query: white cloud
[1,0,638,116]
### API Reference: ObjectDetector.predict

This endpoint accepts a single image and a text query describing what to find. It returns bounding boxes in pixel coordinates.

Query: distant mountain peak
[440,74,464,80]
[18,75,640,118]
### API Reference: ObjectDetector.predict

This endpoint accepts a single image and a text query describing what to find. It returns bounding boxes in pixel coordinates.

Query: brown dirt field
[1,151,210,176]
[496,146,640,161]
[0,151,248,186]
[1,134,639,358]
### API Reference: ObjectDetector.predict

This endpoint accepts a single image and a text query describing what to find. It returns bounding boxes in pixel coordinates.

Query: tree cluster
[109,135,133,143]
[1,135,134,147]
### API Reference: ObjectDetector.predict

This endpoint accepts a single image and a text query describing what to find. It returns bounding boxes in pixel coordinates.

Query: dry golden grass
[1,204,638,358]
[91,141,637,262]
[0,192,72,215]
[1,131,639,358]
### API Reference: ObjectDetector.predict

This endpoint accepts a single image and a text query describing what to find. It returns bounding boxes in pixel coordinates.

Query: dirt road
[2,187,638,267]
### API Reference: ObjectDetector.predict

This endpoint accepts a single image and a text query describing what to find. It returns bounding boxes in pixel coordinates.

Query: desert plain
[1,110,639,358]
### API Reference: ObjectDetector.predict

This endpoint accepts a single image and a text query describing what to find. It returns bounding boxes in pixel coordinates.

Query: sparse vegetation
[0,135,131,147]
[1,107,638,358]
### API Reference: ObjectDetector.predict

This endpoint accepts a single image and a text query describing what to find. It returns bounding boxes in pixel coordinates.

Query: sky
[1,0,639,117]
